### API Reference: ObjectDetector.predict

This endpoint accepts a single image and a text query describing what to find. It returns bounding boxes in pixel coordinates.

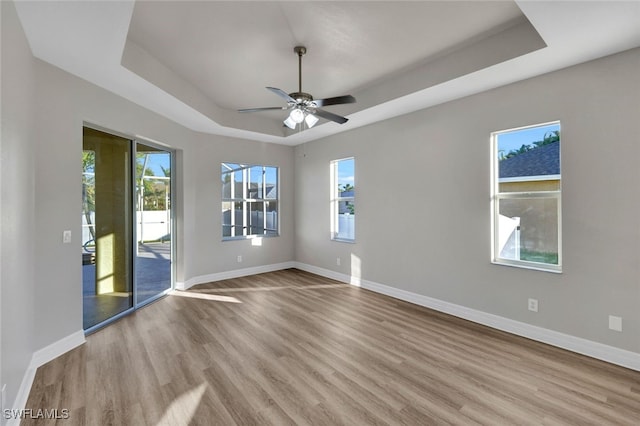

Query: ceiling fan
[238,46,356,130]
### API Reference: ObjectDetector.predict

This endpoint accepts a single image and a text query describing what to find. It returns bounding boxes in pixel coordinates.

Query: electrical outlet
[528,298,539,312]
[63,230,72,244]
[237,255,242,263]
[609,315,622,332]
[336,257,341,266]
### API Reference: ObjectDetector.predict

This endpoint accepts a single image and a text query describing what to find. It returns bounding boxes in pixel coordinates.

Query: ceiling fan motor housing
[289,92,313,103]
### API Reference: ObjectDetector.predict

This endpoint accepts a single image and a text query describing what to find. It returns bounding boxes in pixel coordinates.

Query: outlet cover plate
[609,315,622,332]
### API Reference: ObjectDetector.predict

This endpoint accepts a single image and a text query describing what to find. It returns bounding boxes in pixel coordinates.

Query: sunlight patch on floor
[157,382,207,426]
[189,283,348,294]
[170,290,242,303]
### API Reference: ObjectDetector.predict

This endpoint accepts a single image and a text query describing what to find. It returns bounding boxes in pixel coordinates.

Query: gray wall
[1,0,37,413]
[295,48,640,354]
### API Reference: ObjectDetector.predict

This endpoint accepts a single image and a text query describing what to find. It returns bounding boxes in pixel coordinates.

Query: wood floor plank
[22,269,640,425]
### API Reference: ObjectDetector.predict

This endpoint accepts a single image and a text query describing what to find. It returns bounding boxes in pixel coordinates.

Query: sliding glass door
[135,142,172,306]
[82,127,173,331]
[82,128,133,329]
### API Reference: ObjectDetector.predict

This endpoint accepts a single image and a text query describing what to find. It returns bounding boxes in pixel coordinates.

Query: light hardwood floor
[24,269,640,425]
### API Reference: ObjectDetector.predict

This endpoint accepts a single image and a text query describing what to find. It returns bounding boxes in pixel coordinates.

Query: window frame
[330,157,356,243]
[491,121,562,273]
[221,162,279,241]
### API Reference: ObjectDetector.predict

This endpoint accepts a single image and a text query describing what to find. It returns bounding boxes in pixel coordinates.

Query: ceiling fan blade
[238,106,287,113]
[313,108,349,125]
[266,87,296,103]
[313,95,356,107]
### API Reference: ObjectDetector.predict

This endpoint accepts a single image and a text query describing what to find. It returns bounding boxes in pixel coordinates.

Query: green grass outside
[520,250,558,265]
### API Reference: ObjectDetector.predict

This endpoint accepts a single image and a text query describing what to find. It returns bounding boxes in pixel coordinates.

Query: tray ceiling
[14,1,640,145]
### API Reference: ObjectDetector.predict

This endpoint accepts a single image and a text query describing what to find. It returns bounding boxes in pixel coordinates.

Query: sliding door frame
[83,123,175,334]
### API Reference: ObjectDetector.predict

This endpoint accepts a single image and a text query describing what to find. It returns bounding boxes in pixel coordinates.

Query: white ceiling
[14,1,640,146]
[127,1,523,110]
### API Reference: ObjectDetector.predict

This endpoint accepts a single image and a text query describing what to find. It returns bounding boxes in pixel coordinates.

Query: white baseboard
[30,330,85,369]
[6,368,37,426]
[7,330,85,426]
[176,261,296,290]
[294,262,640,372]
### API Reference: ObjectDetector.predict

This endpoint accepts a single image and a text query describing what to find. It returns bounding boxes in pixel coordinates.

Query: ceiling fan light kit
[238,46,356,131]
[305,113,319,128]
[283,116,296,130]
[289,108,305,124]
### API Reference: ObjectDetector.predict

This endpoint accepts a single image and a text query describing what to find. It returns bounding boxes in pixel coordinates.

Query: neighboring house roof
[222,182,277,199]
[499,141,560,178]
[265,184,277,199]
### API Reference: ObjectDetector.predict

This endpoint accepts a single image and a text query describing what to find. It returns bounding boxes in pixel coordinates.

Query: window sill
[332,238,355,244]
[492,259,562,274]
[223,234,279,242]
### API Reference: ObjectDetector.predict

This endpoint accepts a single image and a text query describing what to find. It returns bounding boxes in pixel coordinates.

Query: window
[331,157,355,241]
[221,163,278,239]
[492,122,561,272]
